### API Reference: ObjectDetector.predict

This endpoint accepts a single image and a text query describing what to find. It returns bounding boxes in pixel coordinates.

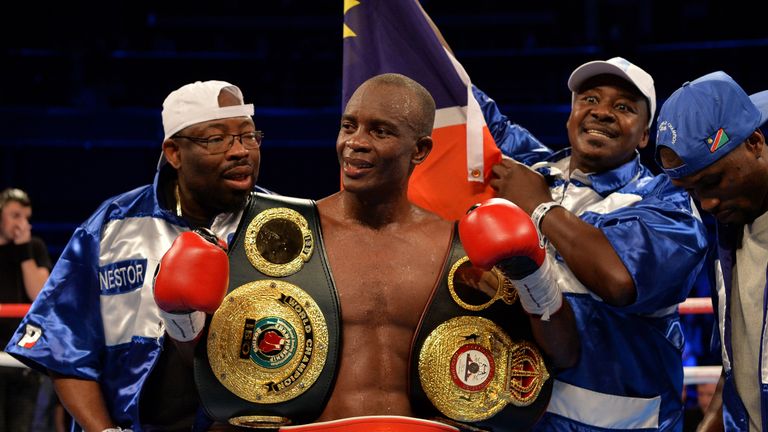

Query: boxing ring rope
[678,297,715,315]
[0,300,723,383]
[0,303,32,318]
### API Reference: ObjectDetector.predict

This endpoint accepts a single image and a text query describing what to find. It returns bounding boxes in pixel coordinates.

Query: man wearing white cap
[468,58,709,430]
[4,80,266,431]
[656,71,768,431]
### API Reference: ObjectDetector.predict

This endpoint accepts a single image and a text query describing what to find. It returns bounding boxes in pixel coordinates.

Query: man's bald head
[352,73,436,137]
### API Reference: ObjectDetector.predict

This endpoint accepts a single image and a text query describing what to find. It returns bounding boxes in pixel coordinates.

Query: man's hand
[490,158,552,214]
[10,218,32,244]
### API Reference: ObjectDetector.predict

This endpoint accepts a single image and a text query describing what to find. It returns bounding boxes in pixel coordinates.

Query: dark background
[1,0,766,258]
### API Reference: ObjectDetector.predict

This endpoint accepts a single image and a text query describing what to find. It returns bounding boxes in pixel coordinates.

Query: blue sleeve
[5,225,105,380]
[594,182,709,313]
[472,85,553,165]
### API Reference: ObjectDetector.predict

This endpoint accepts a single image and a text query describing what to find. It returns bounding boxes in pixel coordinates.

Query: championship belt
[194,193,340,428]
[410,225,552,430]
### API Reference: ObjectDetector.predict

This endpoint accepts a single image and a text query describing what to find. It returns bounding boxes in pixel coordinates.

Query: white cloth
[732,210,768,432]
[512,256,562,320]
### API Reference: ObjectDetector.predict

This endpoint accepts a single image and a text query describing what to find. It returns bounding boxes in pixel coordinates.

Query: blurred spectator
[684,382,718,431]
[0,187,52,431]
[697,382,718,412]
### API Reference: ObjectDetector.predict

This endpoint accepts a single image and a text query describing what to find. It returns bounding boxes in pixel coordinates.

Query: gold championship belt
[410,226,553,430]
[243,207,313,277]
[418,316,549,422]
[195,194,340,427]
[207,280,329,404]
[447,256,517,312]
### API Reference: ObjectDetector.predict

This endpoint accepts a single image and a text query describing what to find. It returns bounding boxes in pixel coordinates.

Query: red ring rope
[0,303,31,318]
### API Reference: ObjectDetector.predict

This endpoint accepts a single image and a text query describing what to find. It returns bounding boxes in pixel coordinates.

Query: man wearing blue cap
[469,57,710,431]
[656,71,768,432]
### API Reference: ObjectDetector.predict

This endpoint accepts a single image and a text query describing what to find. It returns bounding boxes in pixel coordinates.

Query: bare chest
[323,229,449,326]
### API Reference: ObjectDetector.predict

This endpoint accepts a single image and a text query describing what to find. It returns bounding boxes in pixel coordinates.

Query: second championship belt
[409,224,553,430]
[194,193,340,428]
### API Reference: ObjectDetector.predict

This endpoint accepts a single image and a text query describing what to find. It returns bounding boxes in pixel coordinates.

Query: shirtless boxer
[155,73,578,430]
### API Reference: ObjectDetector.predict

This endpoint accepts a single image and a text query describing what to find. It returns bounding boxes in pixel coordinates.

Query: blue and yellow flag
[342,0,501,221]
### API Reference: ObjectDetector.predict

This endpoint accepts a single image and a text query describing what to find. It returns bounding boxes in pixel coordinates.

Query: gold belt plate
[418,316,549,422]
[207,279,329,404]
[244,207,314,277]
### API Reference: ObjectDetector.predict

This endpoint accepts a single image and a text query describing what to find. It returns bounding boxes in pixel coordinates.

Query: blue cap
[655,71,768,179]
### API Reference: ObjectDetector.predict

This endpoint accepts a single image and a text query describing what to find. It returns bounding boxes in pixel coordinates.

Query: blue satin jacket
[475,86,710,431]
[5,170,259,431]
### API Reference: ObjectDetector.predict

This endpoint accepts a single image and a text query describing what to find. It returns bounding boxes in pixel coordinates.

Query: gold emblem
[506,340,549,407]
[244,207,313,277]
[448,256,517,311]
[229,415,291,429]
[208,280,329,404]
[418,316,549,422]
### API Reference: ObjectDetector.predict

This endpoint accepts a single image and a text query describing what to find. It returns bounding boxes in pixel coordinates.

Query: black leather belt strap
[194,192,341,425]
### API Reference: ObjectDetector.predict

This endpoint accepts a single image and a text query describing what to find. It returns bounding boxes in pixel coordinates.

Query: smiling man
[158,73,579,431]
[479,57,709,431]
[5,80,267,431]
[656,71,768,432]
[312,73,578,429]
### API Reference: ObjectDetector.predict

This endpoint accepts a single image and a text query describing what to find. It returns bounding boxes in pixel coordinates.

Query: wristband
[102,428,133,432]
[509,256,562,321]
[158,309,205,342]
[530,201,563,244]
[14,242,33,263]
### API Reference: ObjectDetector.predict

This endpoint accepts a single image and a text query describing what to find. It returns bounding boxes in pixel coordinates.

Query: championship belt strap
[409,224,553,431]
[194,192,340,427]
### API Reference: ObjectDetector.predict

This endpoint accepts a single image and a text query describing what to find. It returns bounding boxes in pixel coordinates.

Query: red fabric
[282,416,459,431]
[409,124,501,221]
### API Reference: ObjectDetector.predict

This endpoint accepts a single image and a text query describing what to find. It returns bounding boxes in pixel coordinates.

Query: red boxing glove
[153,228,229,341]
[459,198,561,320]
[459,198,544,274]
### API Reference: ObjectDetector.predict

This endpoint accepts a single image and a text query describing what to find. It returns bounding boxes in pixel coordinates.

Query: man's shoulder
[30,235,47,247]
[94,184,155,213]
[622,167,687,201]
[416,207,454,226]
[604,169,702,224]
[80,184,160,232]
[409,207,454,242]
[315,192,343,219]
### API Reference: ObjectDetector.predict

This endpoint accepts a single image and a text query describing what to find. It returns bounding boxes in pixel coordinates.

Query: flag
[342,0,502,221]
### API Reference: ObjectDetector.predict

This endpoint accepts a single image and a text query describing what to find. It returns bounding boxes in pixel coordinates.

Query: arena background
[1,0,766,262]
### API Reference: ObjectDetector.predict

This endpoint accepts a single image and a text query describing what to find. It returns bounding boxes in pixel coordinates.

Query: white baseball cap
[568,57,656,128]
[158,80,254,167]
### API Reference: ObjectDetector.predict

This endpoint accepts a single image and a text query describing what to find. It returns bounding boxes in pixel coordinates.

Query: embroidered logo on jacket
[98,259,148,294]
[17,324,42,348]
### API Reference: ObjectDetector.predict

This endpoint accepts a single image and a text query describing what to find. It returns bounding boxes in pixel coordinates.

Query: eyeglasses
[173,131,263,154]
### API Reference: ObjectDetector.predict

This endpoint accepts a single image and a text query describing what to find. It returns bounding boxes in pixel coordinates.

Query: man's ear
[162,138,182,169]
[637,126,650,150]
[413,136,433,165]
[745,129,766,159]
